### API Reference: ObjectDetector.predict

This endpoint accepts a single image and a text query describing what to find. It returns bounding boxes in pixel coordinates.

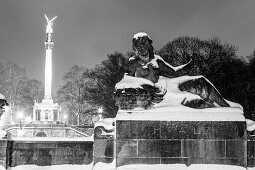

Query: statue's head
[132,32,154,60]
[0,93,8,117]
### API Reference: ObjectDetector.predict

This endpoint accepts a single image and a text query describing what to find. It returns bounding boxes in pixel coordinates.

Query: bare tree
[57,65,94,125]
[0,62,27,122]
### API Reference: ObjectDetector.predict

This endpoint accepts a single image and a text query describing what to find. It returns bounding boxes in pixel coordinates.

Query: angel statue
[44,14,57,34]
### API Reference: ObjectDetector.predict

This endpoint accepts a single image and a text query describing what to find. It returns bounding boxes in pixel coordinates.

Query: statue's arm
[171,59,192,71]
[44,14,49,22]
[50,16,57,23]
[125,59,140,76]
[157,59,179,78]
[158,59,192,77]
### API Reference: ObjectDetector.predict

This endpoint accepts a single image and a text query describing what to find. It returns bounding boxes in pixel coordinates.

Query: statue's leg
[178,77,230,107]
[181,98,215,109]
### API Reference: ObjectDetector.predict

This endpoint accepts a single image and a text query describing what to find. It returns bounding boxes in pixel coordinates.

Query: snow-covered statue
[114,32,233,110]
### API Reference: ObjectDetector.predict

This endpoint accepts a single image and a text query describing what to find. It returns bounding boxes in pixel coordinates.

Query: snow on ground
[3,164,255,170]
[7,163,93,170]
[93,161,115,170]
[9,136,93,141]
[117,164,247,170]
[93,162,252,170]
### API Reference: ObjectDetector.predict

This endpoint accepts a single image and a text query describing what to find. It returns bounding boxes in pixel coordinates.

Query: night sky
[1,0,255,96]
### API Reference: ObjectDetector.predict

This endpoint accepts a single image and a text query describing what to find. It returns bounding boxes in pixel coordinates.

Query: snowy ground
[5,164,93,170]
[92,162,255,170]
[0,161,254,170]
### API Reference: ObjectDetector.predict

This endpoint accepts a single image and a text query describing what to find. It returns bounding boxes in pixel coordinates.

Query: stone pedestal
[115,108,247,168]
[93,119,115,167]
[247,133,255,167]
[33,100,60,122]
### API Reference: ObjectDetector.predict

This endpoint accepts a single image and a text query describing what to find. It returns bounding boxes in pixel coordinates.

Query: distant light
[17,112,23,119]
[98,107,103,114]
[98,114,103,121]
[25,117,31,123]
[3,105,9,112]
[64,115,67,119]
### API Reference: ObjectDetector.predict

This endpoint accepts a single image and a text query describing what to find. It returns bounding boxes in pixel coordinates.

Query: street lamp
[64,114,67,125]
[17,111,24,137]
[3,105,9,112]
[98,107,103,121]
[17,111,23,129]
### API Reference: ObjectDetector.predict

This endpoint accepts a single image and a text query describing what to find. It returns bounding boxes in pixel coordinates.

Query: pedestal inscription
[116,120,247,167]
[7,140,93,167]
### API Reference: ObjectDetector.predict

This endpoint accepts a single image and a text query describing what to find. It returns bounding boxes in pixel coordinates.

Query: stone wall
[93,125,114,165]
[0,140,7,168]
[6,140,93,167]
[247,134,255,167]
[7,127,90,138]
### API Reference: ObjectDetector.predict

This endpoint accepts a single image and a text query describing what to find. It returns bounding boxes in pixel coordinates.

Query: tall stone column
[32,15,60,123]
[43,34,54,103]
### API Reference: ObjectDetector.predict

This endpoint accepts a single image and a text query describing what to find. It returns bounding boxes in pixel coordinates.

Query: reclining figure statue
[114,32,230,109]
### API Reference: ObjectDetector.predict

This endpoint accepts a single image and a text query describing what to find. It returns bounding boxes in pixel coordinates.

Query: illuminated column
[43,14,57,103]
[32,15,60,123]
[44,36,53,101]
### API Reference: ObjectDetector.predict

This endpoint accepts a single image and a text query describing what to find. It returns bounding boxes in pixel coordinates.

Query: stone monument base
[33,99,60,122]
[93,107,247,169]
[115,108,246,168]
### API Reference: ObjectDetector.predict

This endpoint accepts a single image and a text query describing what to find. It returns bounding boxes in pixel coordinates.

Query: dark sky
[1,0,255,96]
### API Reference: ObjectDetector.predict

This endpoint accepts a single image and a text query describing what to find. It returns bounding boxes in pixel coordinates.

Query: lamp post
[64,115,67,125]
[98,107,103,121]
[3,105,9,112]
[17,111,25,137]
[17,111,23,129]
